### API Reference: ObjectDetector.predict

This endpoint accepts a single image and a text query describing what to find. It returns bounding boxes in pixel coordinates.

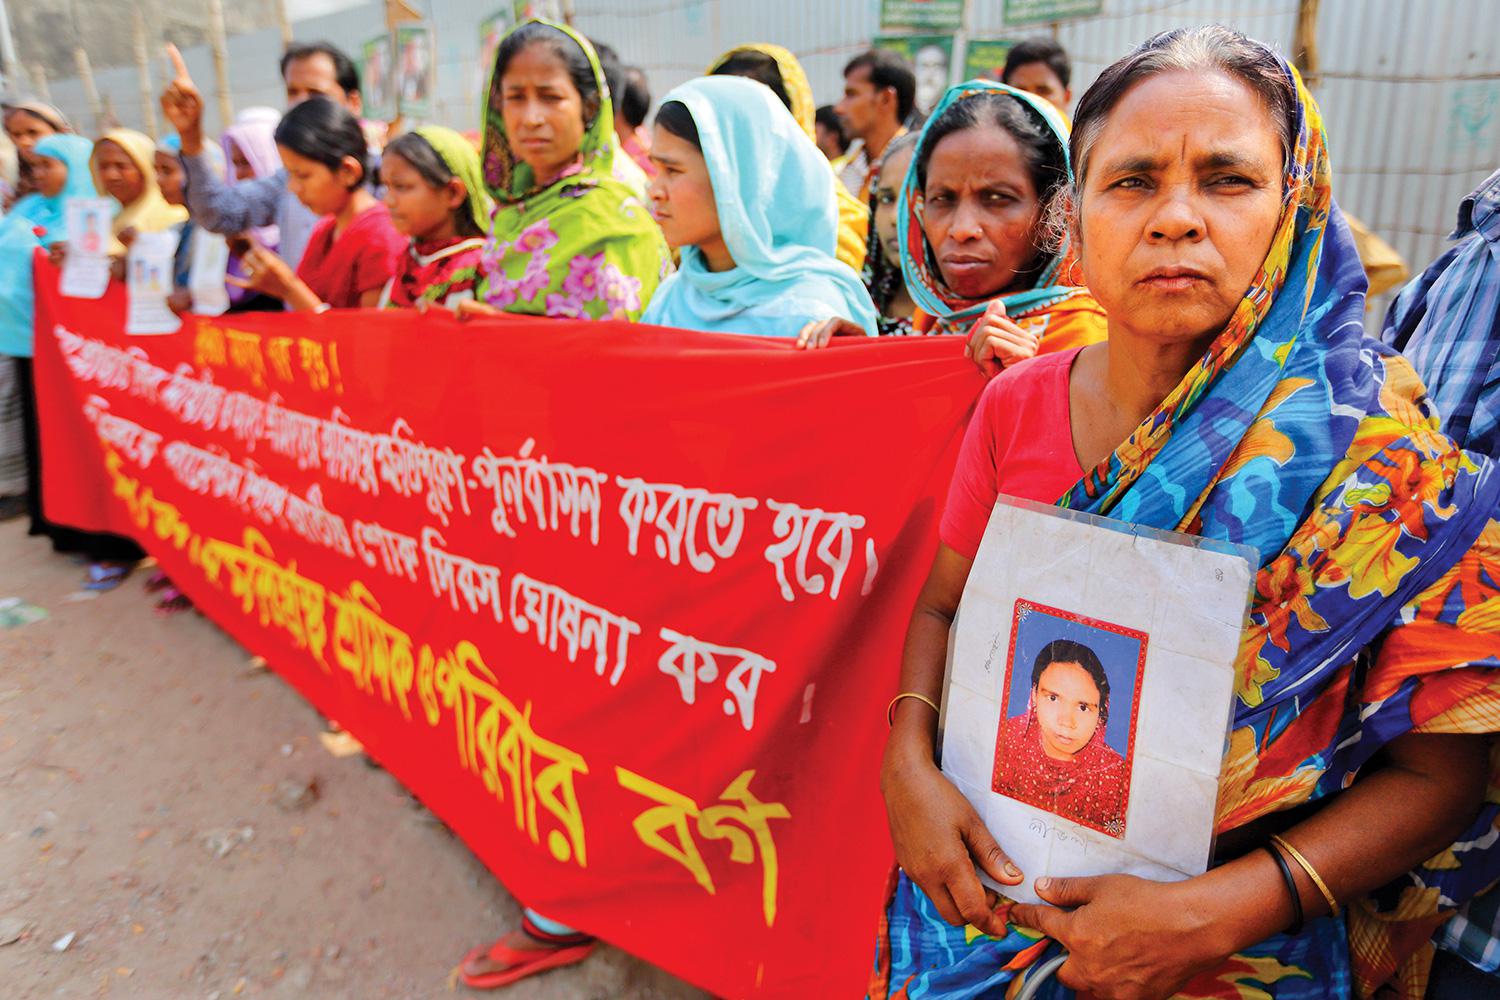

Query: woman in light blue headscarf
[0,133,83,516]
[640,74,877,340]
[8,133,97,246]
[1,132,144,579]
[0,133,97,518]
[0,133,96,361]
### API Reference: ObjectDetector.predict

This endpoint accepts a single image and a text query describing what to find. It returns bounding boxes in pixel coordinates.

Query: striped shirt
[1382,167,1500,977]
[1382,168,1500,458]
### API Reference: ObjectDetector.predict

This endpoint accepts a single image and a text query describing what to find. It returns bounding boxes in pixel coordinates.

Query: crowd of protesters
[0,17,1498,999]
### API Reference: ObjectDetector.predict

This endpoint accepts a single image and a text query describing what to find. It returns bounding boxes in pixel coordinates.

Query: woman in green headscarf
[457,19,670,323]
[377,126,494,309]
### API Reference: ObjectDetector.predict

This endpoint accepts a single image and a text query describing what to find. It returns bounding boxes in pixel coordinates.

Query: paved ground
[0,517,708,999]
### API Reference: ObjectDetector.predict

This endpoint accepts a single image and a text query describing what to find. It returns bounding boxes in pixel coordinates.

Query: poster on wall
[1003,0,1104,27]
[939,497,1252,904]
[477,9,514,89]
[963,38,1020,83]
[395,24,435,118]
[874,34,953,117]
[360,35,394,120]
[513,0,563,20]
[880,0,963,31]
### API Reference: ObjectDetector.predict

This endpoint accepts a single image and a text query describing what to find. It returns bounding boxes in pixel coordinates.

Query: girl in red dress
[992,637,1128,836]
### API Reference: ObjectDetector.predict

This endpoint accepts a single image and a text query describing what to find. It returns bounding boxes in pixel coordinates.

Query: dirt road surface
[0,519,708,1000]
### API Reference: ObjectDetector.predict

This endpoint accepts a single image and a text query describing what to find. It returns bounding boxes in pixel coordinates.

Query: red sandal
[458,922,596,990]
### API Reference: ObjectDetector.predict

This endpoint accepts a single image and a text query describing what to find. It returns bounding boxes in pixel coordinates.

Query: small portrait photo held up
[991,599,1146,838]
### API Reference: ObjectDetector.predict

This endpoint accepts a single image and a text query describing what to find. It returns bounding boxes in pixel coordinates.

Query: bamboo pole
[72,48,102,130]
[206,0,234,129]
[272,0,293,47]
[1293,0,1321,89]
[65,0,102,129]
[29,62,48,103]
[0,0,20,96]
[132,4,159,137]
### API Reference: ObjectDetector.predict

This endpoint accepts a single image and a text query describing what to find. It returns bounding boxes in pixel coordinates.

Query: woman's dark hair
[1068,26,1296,192]
[1030,638,1110,726]
[916,91,1066,206]
[383,131,484,238]
[654,100,700,152]
[495,22,601,126]
[621,67,652,129]
[3,102,71,133]
[274,96,368,188]
[1002,38,1072,89]
[280,41,361,97]
[712,50,792,111]
[815,104,848,153]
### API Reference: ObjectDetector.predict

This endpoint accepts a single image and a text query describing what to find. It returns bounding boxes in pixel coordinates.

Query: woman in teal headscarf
[0,134,96,383]
[7,133,97,251]
[0,134,94,523]
[0,133,145,578]
[639,74,878,339]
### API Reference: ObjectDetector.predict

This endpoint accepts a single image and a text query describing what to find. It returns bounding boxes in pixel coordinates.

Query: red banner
[33,266,982,997]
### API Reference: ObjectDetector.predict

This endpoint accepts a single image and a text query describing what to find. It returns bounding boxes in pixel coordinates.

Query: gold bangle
[1270,835,1340,918]
[887,692,940,727]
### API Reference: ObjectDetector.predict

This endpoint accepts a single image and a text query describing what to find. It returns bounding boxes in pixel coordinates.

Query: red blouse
[295,202,405,309]
[940,348,1086,559]
[992,713,1129,837]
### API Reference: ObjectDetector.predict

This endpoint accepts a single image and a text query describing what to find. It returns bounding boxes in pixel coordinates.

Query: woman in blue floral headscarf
[875,27,1500,1000]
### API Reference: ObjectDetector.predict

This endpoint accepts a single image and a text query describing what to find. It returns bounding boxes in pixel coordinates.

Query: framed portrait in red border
[991,599,1148,839]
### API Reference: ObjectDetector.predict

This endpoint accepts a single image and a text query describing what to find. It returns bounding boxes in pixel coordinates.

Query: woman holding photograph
[230,98,404,312]
[91,129,189,252]
[875,27,1500,1000]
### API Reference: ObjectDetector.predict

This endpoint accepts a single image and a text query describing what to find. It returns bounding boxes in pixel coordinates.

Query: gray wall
[35,0,1500,320]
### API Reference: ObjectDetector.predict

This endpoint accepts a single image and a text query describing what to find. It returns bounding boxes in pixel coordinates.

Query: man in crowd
[159,41,363,269]
[814,104,849,162]
[1382,167,1500,458]
[1381,166,1500,996]
[1001,38,1073,114]
[834,48,915,202]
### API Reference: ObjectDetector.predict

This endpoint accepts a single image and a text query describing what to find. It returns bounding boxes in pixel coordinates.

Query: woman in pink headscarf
[219,110,283,310]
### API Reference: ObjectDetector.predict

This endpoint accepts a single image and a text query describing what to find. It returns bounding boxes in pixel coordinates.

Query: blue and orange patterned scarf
[874,52,1500,1000]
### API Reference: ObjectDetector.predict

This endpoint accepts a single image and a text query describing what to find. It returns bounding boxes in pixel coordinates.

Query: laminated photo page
[939,495,1255,904]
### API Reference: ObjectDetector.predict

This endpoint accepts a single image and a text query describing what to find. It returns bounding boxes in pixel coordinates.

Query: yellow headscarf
[92,129,188,251]
[707,43,869,273]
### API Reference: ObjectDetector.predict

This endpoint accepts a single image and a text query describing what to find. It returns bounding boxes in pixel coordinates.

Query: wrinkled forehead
[1088,69,1286,177]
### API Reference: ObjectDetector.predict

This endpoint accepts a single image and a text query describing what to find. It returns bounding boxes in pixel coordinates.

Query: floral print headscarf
[476,18,670,320]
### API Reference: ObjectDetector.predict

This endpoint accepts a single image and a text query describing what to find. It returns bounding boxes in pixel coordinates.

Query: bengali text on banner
[32,265,983,997]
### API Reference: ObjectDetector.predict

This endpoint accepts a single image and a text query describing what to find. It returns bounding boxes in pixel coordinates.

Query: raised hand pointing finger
[160,44,206,152]
[166,43,193,85]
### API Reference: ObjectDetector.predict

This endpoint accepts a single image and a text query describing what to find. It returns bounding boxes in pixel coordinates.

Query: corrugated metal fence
[33,0,1500,319]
